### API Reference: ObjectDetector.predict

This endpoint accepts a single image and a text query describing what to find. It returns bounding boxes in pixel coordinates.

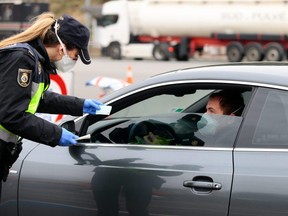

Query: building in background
[0,0,49,39]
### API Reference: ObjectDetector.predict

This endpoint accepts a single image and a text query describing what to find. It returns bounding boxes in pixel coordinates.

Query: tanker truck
[95,0,288,62]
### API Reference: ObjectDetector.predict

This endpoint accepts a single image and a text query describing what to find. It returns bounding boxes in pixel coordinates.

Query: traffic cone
[126,65,134,84]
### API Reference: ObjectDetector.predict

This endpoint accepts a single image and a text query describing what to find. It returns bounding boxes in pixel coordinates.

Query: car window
[111,89,213,118]
[253,90,288,146]
[89,113,242,147]
[86,84,252,147]
[97,14,118,27]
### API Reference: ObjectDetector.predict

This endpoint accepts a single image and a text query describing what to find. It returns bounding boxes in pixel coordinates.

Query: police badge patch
[17,69,32,87]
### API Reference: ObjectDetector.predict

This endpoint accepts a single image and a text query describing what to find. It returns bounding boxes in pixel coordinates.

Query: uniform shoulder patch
[17,68,32,87]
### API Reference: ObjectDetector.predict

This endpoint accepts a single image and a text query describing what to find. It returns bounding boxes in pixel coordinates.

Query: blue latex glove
[59,128,79,146]
[83,99,103,114]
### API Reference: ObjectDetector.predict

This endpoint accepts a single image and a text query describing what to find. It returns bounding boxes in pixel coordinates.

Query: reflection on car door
[84,112,243,215]
[18,132,235,216]
[84,143,233,216]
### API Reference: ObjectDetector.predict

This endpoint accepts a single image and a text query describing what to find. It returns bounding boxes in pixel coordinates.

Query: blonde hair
[0,12,56,48]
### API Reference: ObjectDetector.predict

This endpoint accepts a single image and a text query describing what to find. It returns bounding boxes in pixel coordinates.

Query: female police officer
[0,13,103,182]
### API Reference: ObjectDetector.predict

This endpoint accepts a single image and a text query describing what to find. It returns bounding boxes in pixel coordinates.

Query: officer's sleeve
[0,51,62,147]
[37,91,85,116]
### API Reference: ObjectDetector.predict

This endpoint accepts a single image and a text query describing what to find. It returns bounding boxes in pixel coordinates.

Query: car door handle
[183,180,222,190]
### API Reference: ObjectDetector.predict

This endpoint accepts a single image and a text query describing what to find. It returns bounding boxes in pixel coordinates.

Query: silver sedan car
[1,62,288,216]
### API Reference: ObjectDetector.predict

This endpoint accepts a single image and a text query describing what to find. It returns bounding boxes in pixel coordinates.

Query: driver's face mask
[54,21,77,72]
[197,113,219,136]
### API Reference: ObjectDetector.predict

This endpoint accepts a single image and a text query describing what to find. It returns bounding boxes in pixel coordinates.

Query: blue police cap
[56,14,91,64]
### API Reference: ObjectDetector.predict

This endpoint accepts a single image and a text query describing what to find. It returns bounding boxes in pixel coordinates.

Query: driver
[196,90,245,143]
[129,90,245,146]
[129,115,205,146]
[205,90,244,116]
[171,114,204,146]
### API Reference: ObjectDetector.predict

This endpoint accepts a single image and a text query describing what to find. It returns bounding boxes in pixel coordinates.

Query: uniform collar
[27,38,57,74]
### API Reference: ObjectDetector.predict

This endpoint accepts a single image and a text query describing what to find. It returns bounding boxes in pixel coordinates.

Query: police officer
[0,13,103,184]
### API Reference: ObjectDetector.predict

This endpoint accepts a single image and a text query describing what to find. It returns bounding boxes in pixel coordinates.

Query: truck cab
[94,0,157,60]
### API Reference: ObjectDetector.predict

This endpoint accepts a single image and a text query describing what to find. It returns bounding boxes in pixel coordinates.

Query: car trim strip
[75,143,233,151]
[106,79,288,105]
[235,148,288,152]
[76,144,288,152]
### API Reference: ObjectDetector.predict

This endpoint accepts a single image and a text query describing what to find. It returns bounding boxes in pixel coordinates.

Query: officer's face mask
[197,113,219,136]
[54,21,77,72]
[54,51,77,72]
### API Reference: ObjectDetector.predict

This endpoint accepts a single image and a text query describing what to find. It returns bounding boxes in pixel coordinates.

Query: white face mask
[54,21,77,72]
[197,113,219,136]
[54,54,76,72]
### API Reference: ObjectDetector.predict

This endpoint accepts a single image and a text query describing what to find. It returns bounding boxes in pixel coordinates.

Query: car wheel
[153,43,170,61]
[226,42,244,62]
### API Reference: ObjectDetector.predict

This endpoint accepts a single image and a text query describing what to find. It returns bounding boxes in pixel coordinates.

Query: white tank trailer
[97,0,288,61]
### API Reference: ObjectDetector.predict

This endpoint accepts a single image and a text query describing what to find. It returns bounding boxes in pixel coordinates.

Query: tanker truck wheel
[226,42,244,62]
[108,42,122,60]
[244,42,264,62]
[264,42,285,61]
[153,43,170,61]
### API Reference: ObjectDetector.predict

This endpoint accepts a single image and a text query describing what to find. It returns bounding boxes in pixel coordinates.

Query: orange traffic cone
[126,65,134,84]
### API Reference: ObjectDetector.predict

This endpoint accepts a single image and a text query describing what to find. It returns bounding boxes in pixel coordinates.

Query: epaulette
[0,43,41,74]
[1,43,40,59]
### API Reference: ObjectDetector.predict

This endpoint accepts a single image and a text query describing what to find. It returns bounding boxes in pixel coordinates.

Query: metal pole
[85,0,91,29]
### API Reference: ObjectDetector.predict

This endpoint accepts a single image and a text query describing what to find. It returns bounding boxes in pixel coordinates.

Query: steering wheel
[128,120,177,145]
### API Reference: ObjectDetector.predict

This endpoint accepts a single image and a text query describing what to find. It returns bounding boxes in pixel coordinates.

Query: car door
[231,87,288,216]
[18,82,247,216]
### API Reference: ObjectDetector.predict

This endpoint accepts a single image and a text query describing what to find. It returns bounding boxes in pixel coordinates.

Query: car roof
[153,62,288,87]
[101,62,288,103]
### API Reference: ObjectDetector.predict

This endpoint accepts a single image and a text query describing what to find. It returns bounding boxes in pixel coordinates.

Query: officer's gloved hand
[83,99,103,115]
[59,128,79,146]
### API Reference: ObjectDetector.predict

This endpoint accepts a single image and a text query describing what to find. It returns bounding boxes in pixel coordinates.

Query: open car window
[111,89,214,118]
[85,84,253,147]
[89,113,242,148]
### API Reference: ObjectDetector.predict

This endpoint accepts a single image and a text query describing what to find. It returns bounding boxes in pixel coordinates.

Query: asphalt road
[71,56,228,99]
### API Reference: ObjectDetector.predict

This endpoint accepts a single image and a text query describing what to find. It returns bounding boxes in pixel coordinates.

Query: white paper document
[96,105,112,115]
[76,134,91,141]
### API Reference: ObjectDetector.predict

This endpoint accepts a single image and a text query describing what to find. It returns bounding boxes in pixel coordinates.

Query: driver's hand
[143,132,157,144]
[143,132,168,145]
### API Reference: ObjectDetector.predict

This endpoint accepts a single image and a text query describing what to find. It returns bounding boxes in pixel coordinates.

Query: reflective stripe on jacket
[0,43,47,143]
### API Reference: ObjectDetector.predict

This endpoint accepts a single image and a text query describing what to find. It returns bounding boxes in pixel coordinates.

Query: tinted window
[111,89,213,118]
[87,84,251,147]
[238,88,288,148]
[194,114,242,147]
[253,90,288,146]
[89,113,242,148]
